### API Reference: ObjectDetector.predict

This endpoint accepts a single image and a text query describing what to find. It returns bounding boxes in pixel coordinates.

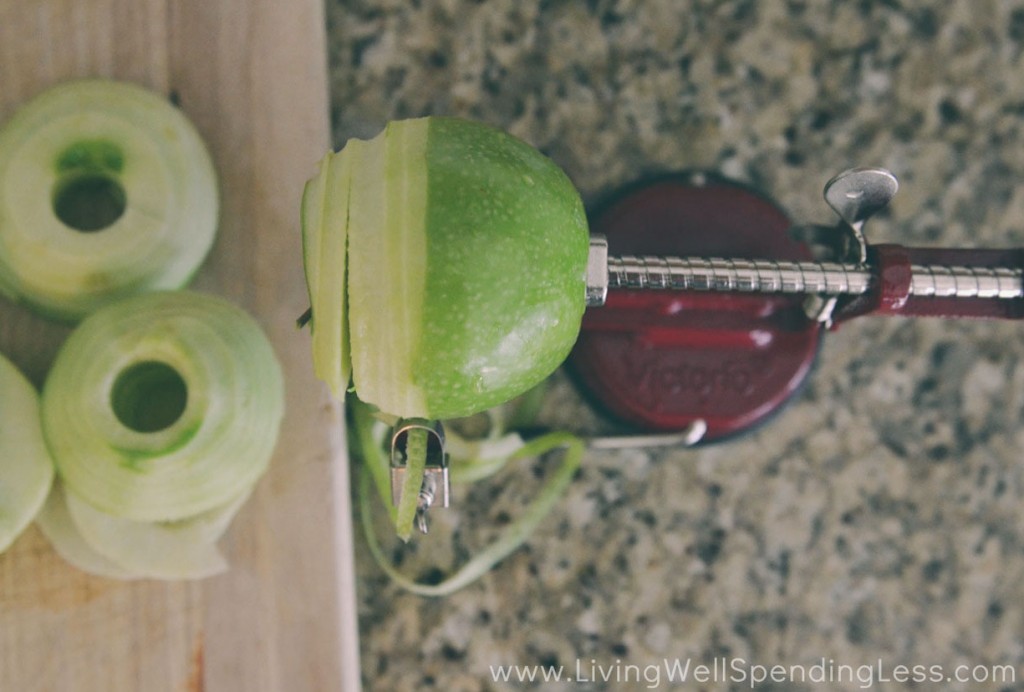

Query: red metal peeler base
[569,173,821,441]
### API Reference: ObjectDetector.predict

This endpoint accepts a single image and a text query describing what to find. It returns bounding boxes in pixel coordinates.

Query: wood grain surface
[0,2,362,690]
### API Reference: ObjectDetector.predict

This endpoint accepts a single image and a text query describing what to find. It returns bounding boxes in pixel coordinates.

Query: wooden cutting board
[0,2,362,690]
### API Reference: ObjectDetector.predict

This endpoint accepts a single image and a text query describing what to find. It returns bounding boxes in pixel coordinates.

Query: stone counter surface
[326,1,1024,690]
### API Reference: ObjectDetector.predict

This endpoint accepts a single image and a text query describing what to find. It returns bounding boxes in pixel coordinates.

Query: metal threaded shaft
[605,255,1024,300]
[907,264,1024,298]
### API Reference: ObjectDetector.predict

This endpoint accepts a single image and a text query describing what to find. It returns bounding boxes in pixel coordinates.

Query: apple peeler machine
[391,167,1024,532]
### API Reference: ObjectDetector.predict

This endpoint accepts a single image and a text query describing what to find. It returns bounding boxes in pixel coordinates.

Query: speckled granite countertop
[326,1,1024,689]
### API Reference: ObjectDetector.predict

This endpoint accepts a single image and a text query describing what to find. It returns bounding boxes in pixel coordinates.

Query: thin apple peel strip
[393,425,428,541]
[351,398,583,596]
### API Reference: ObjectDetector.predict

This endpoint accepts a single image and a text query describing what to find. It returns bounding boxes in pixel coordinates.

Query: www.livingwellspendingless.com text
[489,656,1017,688]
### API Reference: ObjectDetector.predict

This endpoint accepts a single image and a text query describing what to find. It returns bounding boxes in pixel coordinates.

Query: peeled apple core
[302,116,589,420]
[42,290,284,523]
[30,291,284,579]
[0,79,219,321]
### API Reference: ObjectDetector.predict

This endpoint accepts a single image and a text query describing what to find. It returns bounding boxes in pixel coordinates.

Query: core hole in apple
[110,361,188,433]
[52,171,127,232]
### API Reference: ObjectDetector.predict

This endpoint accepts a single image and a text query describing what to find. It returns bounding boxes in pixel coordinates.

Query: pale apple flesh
[0,79,219,322]
[0,353,55,554]
[42,291,284,523]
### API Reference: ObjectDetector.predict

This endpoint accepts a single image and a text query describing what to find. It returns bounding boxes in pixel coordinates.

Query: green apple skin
[414,118,588,419]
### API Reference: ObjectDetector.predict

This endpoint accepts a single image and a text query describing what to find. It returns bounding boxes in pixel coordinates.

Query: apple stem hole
[53,172,127,232]
[111,361,188,433]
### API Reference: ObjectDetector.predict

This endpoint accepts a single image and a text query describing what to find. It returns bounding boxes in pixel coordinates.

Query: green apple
[302,116,589,420]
